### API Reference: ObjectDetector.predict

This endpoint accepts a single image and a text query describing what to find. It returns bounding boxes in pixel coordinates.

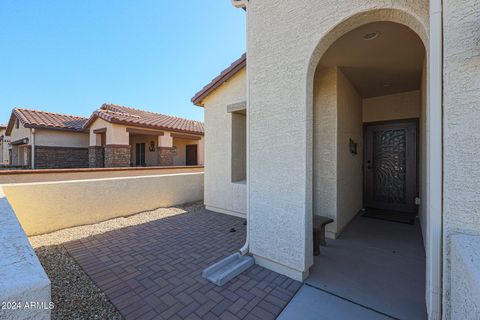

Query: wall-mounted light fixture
[349,138,358,155]
[149,141,156,152]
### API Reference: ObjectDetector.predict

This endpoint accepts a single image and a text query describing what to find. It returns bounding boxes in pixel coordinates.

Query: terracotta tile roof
[6,108,88,135]
[85,104,204,135]
[191,53,246,106]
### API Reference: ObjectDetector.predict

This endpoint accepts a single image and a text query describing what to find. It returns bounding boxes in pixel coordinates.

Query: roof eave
[84,106,205,135]
[82,113,100,130]
[191,54,246,107]
[23,123,89,133]
[107,118,204,136]
[5,110,21,136]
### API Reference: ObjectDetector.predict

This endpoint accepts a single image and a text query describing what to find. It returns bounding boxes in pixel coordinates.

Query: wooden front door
[135,143,146,166]
[186,145,198,166]
[364,120,417,213]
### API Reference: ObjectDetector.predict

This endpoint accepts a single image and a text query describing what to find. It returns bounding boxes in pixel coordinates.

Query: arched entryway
[303,9,438,319]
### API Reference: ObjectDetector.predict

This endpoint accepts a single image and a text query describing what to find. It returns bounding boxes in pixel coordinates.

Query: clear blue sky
[0,1,246,124]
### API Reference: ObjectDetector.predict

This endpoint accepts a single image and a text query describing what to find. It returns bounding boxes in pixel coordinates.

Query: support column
[427,0,443,318]
[25,146,32,169]
[104,145,131,167]
[197,136,205,166]
[158,132,176,166]
[89,146,104,168]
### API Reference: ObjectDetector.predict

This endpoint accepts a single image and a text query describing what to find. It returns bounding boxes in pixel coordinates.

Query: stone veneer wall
[158,147,176,166]
[34,146,89,169]
[104,145,131,167]
[88,146,104,168]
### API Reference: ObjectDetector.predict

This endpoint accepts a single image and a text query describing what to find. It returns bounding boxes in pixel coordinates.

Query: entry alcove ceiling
[319,21,425,98]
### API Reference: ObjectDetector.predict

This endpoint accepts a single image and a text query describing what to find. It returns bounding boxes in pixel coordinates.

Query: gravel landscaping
[29,202,204,320]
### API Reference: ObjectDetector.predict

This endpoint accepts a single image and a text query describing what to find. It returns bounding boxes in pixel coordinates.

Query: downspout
[427,0,443,318]
[237,0,249,256]
[31,128,35,169]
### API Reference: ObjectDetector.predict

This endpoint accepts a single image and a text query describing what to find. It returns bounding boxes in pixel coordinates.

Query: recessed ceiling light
[363,32,379,40]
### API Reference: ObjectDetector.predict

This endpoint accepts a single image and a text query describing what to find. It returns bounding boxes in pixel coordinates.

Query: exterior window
[231,112,246,182]
[15,119,19,129]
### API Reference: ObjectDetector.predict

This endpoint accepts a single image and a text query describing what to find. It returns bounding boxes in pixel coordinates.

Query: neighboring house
[194,1,480,319]
[5,108,89,169]
[84,104,204,168]
[0,124,10,165]
[3,105,204,170]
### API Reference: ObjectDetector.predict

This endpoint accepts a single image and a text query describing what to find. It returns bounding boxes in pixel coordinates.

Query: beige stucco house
[192,55,247,216]
[84,104,204,168]
[193,0,480,319]
[0,125,10,165]
[5,108,90,169]
[4,105,204,170]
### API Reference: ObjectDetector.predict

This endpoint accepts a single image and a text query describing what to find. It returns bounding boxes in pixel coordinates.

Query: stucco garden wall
[443,0,480,317]
[202,67,247,217]
[0,187,51,320]
[0,166,204,184]
[246,0,428,280]
[2,172,204,236]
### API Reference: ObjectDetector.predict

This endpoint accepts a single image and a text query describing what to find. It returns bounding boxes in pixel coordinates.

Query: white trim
[426,0,443,318]
[227,101,247,113]
[253,254,309,282]
[205,205,246,219]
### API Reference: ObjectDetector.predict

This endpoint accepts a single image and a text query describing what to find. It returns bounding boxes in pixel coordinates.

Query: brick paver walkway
[65,209,301,320]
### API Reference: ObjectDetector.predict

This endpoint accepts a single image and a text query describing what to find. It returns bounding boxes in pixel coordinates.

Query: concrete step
[202,253,254,286]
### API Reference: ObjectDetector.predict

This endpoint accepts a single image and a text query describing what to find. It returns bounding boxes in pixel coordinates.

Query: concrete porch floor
[279,214,427,320]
